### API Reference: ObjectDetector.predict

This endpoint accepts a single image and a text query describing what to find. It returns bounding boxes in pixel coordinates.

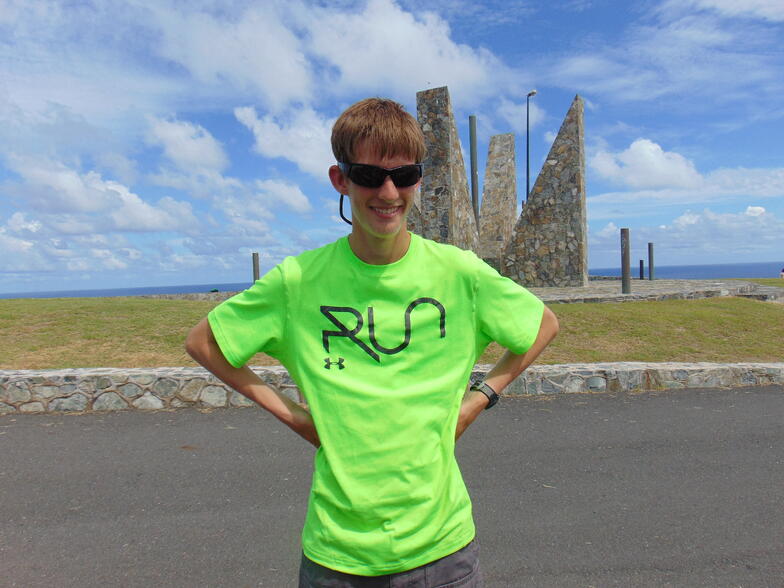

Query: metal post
[252,252,260,282]
[639,260,644,280]
[526,90,537,201]
[469,115,479,224]
[621,228,631,294]
[526,99,530,200]
[648,242,655,280]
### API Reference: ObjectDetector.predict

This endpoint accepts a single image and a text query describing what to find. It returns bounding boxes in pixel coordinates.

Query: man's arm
[455,306,559,440]
[185,318,320,448]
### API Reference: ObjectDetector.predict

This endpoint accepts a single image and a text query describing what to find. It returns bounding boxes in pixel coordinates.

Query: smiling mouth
[370,206,403,216]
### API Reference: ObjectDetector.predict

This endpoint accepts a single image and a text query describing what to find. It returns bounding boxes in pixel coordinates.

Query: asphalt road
[1,385,782,588]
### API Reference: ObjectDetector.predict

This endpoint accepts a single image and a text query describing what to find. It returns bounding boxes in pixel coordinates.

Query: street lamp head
[527,89,537,98]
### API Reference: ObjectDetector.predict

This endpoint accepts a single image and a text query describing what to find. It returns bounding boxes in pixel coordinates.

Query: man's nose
[377,175,398,200]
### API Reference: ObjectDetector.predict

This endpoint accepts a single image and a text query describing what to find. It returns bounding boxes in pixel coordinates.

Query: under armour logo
[324,357,345,370]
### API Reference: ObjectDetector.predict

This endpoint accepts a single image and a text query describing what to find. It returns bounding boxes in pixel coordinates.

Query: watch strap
[471,381,499,409]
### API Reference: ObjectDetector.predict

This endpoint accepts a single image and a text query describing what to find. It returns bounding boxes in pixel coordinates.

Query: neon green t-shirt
[207,233,544,575]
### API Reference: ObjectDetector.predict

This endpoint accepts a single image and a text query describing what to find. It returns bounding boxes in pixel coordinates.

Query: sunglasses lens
[389,165,421,187]
[349,165,386,188]
[343,163,422,188]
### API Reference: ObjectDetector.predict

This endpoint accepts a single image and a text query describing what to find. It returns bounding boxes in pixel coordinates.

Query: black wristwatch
[470,381,499,409]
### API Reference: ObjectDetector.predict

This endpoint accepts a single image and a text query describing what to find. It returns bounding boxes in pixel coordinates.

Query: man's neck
[348,228,411,265]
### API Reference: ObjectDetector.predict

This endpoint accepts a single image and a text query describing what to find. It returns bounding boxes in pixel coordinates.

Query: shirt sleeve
[474,258,545,355]
[207,265,287,368]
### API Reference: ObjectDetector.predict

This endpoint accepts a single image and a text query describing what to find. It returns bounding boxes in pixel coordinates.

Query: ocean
[1,261,782,299]
[0,282,252,300]
[590,260,783,280]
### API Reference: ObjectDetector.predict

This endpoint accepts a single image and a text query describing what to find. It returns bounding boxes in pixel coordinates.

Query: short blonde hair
[331,98,426,163]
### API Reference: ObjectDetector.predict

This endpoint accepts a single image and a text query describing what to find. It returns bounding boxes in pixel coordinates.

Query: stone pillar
[406,197,423,235]
[415,86,479,251]
[478,133,517,271]
[502,95,588,287]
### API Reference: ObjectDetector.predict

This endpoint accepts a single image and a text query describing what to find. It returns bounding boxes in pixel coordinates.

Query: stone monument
[415,86,478,252]
[478,133,517,271]
[411,87,587,288]
[501,95,588,287]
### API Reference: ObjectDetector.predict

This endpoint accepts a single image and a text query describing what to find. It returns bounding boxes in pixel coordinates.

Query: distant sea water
[0,282,252,300]
[590,260,783,280]
[1,261,783,299]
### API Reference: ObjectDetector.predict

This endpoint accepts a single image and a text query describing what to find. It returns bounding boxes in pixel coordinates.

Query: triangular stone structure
[478,133,517,271]
[414,86,478,251]
[502,95,588,287]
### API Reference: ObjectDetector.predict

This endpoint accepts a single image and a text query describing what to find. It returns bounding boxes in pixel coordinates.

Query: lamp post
[526,89,537,201]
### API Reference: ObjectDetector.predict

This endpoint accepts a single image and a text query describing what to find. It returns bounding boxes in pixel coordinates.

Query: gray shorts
[298,539,482,587]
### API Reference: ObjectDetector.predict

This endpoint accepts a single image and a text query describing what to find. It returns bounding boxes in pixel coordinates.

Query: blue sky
[1,0,783,294]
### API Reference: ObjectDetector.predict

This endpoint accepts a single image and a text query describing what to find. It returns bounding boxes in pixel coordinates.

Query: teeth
[374,207,399,214]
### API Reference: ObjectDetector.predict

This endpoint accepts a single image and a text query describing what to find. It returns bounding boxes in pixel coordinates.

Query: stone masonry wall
[2,363,782,415]
[478,133,517,270]
[0,367,300,414]
[502,95,588,287]
[406,196,423,235]
[416,86,478,251]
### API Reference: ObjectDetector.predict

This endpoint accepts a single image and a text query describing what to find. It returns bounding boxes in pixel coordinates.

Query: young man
[186,98,559,587]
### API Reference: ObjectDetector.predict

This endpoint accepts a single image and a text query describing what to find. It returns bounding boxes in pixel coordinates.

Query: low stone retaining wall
[2,362,782,415]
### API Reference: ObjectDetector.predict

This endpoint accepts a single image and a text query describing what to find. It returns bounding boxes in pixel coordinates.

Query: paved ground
[1,385,782,587]
[148,278,784,304]
[528,278,784,304]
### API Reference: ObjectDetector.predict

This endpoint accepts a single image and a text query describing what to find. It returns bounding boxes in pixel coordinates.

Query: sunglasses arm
[339,194,352,225]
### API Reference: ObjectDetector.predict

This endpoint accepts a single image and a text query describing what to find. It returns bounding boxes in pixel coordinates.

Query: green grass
[488,296,784,365]
[1,296,782,369]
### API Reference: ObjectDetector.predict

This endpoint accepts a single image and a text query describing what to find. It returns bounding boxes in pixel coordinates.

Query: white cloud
[0,230,49,271]
[398,0,535,29]
[496,97,546,134]
[119,247,142,260]
[591,138,703,189]
[90,248,128,270]
[0,2,183,135]
[6,156,116,213]
[110,187,199,233]
[147,117,228,173]
[589,161,784,213]
[148,168,243,200]
[148,3,312,111]
[666,206,784,251]
[235,106,335,180]
[6,212,42,234]
[672,0,784,22]
[47,216,99,236]
[256,179,312,214]
[545,7,782,105]
[703,167,784,198]
[65,259,90,272]
[590,206,784,258]
[596,221,619,238]
[298,0,519,105]
[4,158,200,233]
[96,152,138,185]
[0,229,34,255]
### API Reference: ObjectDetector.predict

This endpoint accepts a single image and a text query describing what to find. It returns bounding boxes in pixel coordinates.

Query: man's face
[332,143,420,242]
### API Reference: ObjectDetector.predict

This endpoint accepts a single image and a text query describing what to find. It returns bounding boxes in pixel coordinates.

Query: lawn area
[1,295,782,370]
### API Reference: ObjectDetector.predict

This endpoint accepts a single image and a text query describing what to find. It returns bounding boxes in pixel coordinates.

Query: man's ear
[329,165,348,194]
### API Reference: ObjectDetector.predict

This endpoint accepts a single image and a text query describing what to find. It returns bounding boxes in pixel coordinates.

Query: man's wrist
[470,381,499,409]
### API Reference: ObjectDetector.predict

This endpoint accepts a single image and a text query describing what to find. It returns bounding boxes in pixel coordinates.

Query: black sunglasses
[338,162,423,188]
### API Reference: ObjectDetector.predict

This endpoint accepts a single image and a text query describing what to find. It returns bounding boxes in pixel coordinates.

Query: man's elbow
[185,318,211,362]
[542,306,559,342]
